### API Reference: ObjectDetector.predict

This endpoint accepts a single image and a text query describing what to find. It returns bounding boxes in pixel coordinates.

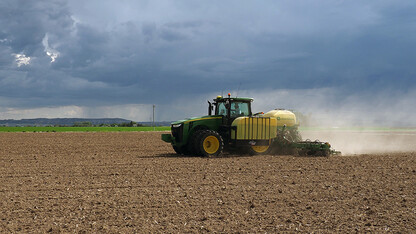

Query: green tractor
[161,94,339,157]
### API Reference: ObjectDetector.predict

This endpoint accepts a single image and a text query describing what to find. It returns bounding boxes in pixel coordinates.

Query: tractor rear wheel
[249,144,271,155]
[197,130,223,157]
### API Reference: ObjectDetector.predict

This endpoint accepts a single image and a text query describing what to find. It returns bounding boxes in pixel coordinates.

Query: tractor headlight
[172,123,182,128]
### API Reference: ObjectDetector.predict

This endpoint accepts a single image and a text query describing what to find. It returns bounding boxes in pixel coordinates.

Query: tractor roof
[214,96,253,102]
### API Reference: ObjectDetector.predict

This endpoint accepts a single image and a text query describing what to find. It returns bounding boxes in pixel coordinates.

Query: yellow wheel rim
[251,145,270,153]
[203,136,220,154]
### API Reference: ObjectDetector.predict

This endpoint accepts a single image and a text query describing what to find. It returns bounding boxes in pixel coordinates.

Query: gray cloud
[0,1,415,125]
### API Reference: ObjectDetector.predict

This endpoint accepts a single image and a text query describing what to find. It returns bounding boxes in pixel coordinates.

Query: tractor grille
[171,124,183,143]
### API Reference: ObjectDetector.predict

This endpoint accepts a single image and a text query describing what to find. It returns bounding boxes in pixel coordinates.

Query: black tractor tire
[196,130,224,157]
[248,143,272,155]
[188,130,205,156]
[173,145,191,155]
[181,145,192,156]
[173,145,182,154]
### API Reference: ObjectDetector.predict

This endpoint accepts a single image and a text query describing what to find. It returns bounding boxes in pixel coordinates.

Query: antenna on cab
[236,82,241,98]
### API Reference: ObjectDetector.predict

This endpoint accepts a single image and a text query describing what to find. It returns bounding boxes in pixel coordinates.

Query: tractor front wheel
[197,130,223,157]
[173,145,182,154]
[173,145,191,155]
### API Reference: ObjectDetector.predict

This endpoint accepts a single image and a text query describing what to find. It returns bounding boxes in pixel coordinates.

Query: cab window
[230,102,249,118]
[217,102,227,116]
[216,101,250,117]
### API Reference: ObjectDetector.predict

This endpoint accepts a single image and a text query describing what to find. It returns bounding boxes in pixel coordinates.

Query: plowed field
[1,132,415,232]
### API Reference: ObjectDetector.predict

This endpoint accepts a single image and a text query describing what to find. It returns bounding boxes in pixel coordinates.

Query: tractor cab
[208,93,253,125]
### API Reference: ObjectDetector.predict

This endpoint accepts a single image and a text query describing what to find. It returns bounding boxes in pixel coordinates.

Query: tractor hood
[171,115,222,125]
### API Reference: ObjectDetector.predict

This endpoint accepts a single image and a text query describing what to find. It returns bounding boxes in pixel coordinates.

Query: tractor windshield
[216,101,250,118]
[230,102,249,118]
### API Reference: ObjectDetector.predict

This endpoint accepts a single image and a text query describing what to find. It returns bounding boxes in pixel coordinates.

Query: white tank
[263,109,297,127]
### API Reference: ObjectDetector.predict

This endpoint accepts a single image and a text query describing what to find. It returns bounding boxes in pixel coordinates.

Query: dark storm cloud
[0,0,72,55]
[0,0,415,123]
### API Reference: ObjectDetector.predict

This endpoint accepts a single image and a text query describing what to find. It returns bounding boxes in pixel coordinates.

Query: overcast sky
[0,1,415,126]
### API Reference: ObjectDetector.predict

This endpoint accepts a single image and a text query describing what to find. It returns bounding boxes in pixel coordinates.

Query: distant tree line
[72,121,143,127]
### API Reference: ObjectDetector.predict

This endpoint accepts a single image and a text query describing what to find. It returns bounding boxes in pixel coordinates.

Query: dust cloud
[301,130,416,155]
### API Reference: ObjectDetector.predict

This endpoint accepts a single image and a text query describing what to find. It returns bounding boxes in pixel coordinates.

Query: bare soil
[0,132,415,233]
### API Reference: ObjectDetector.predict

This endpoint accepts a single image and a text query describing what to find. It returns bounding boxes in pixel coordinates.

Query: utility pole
[153,104,155,131]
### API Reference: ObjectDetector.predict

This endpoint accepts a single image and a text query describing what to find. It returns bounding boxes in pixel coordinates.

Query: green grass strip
[0,126,171,132]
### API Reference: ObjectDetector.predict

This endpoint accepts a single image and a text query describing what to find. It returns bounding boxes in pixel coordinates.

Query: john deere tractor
[162,94,339,157]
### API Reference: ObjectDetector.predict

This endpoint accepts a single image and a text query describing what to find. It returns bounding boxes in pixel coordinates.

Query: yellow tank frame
[231,117,278,141]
